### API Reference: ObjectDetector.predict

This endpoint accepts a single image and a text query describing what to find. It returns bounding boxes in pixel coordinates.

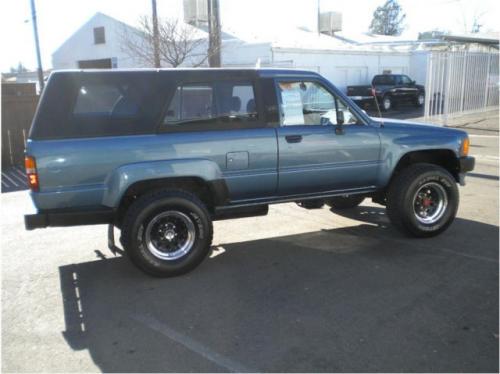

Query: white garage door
[334,67,369,90]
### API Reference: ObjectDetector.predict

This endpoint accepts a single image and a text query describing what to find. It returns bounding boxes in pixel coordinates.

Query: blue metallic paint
[26,69,469,213]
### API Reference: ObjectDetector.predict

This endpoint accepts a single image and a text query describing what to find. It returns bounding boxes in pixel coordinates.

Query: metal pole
[443,52,452,126]
[151,0,161,68]
[318,0,321,35]
[483,53,491,108]
[424,52,432,120]
[459,51,467,113]
[29,0,44,91]
[207,0,221,67]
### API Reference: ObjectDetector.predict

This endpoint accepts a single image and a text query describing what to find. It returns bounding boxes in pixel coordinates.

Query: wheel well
[116,177,218,225]
[392,150,460,182]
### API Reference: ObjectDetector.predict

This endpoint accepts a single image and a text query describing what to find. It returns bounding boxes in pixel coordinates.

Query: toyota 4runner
[24,69,475,277]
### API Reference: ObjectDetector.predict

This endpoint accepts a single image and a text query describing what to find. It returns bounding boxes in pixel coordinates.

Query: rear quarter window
[30,73,168,139]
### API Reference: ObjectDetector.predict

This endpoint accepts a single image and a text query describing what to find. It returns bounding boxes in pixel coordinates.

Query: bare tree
[121,16,215,68]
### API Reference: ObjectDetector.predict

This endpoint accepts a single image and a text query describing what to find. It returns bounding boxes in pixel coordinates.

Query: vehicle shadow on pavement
[58,208,499,373]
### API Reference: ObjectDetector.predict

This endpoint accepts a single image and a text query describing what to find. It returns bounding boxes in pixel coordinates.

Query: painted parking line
[131,313,254,373]
[13,167,27,179]
[9,170,27,184]
[1,172,19,187]
[469,134,499,138]
[1,167,28,192]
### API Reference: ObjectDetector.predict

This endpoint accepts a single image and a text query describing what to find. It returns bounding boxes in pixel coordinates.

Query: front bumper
[458,156,475,185]
[459,156,475,173]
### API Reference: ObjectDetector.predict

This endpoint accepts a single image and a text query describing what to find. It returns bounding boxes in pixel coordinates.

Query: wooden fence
[1,94,39,167]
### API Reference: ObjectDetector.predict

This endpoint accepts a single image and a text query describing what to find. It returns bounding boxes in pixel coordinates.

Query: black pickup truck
[347,74,425,111]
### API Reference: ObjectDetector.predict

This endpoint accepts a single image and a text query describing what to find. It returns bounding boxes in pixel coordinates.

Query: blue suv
[24,69,475,276]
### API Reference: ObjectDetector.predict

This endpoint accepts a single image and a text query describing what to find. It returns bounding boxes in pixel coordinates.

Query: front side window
[401,75,412,85]
[277,81,360,126]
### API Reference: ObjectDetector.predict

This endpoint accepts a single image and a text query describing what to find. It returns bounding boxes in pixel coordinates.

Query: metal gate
[424,51,499,124]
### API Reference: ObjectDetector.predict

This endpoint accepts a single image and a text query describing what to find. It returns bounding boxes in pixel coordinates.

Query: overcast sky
[1,0,498,72]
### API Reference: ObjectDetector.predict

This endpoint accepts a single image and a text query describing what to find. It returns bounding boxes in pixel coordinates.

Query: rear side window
[30,73,168,139]
[162,80,258,130]
[164,85,214,123]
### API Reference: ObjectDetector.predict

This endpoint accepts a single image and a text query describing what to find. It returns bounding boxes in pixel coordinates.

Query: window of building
[93,27,105,44]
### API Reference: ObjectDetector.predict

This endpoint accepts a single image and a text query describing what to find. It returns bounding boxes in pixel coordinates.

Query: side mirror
[411,80,416,85]
[336,110,345,125]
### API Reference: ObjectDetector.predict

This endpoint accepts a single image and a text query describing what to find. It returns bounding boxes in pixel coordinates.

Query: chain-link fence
[424,51,499,125]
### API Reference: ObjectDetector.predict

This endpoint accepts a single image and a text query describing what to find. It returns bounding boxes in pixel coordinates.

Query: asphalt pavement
[1,117,498,372]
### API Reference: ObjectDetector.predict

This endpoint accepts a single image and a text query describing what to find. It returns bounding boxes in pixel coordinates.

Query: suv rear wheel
[121,190,213,277]
[386,163,458,237]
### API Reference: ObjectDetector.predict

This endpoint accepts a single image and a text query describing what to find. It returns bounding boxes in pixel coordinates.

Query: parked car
[24,69,474,277]
[347,74,425,111]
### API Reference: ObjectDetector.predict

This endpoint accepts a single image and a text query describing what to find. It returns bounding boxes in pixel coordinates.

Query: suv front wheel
[121,190,213,277]
[386,163,459,237]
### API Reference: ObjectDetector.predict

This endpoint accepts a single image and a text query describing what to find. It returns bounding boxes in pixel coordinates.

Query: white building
[52,12,144,69]
[52,7,498,93]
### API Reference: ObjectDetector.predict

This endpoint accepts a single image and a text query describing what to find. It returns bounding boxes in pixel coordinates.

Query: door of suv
[400,75,419,100]
[275,79,381,195]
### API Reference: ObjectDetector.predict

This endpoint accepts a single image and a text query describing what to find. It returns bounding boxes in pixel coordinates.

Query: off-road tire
[327,195,365,209]
[386,163,459,237]
[415,92,425,107]
[121,189,213,277]
[381,95,392,111]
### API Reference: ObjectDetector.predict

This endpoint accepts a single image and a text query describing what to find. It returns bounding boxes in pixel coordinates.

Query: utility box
[183,0,208,26]
[319,12,342,35]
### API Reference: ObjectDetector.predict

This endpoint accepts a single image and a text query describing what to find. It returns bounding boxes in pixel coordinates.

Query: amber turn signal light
[461,137,470,156]
[25,155,39,191]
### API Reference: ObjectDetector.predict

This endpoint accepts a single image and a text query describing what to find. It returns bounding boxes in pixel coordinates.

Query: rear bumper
[25,207,114,230]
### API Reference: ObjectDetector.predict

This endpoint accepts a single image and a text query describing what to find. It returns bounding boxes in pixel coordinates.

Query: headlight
[460,137,470,156]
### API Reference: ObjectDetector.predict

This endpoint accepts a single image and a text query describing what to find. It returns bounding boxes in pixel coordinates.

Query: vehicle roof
[49,67,321,79]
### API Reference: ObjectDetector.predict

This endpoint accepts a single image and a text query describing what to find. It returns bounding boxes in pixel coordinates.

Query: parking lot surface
[2,127,498,372]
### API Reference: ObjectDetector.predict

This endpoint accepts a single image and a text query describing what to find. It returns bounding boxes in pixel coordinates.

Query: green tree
[369,0,406,36]
[9,62,29,73]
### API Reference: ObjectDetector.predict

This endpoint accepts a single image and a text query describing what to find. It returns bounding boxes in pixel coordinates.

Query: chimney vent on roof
[183,0,208,26]
[319,11,342,36]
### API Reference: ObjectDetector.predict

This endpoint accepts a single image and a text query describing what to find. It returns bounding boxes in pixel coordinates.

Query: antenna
[371,86,384,126]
